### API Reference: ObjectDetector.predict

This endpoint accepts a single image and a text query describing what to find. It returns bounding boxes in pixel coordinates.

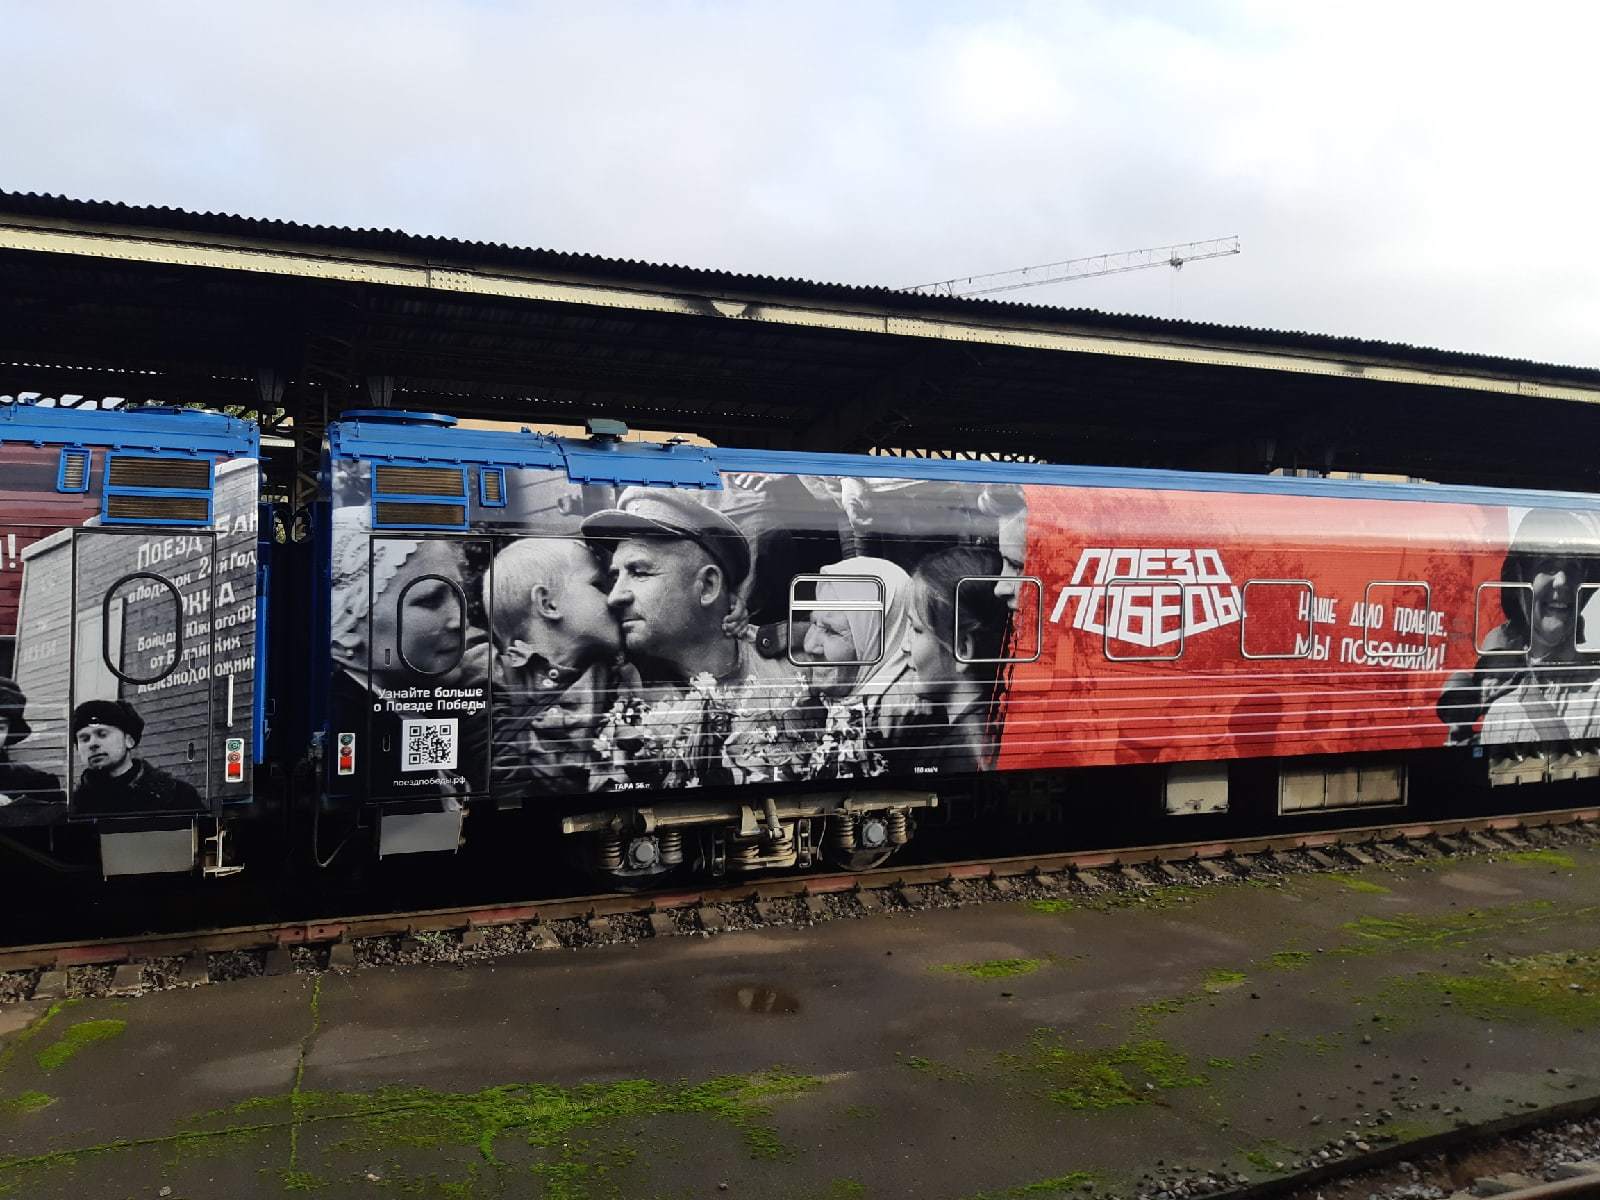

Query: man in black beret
[0,676,64,812]
[71,699,204,815]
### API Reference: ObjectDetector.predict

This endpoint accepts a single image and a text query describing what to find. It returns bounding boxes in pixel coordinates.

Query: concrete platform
[4,847,1600,1199]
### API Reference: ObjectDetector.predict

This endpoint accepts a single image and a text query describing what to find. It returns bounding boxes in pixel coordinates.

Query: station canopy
[3,190,1600,498]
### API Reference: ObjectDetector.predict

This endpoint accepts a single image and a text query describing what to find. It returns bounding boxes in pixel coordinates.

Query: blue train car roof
[0,402,258,456]
[326,411,1600,514]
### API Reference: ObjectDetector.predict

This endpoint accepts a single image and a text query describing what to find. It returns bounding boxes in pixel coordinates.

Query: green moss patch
[1339,900,1573,953]
[1267,950,1311,970]
[0,1002,70,1079]
[960,1172,1098,1199]
[1506,849,1577,870]
[0,1068,830,1197]
[1241,1140,1292,1173]
[1005,1030,1207,1111]
[1336,877,1392,895]
[1026,899,1075,915]
[0,1092,52,1117]
[35,1019,125,1071]
[937,958,1048,981]
[1389,950,1600,1027]
[1203,969,1246,993]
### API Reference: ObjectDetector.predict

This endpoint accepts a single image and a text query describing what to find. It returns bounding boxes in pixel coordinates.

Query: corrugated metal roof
[5,190,1597,386]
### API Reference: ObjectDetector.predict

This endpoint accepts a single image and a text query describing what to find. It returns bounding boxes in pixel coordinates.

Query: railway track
[3,804,1597,1006]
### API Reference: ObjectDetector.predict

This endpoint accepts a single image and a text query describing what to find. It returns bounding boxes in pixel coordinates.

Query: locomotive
[4,399,1598,883]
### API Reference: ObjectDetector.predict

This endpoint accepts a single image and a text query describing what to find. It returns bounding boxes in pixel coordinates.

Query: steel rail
[1,804,1595,976]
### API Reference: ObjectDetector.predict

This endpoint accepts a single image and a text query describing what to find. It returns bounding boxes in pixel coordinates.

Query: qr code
[402,718,458,772]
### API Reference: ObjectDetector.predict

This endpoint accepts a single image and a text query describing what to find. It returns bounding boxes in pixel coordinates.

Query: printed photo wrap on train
[325,464,1026,801]
[322,450,1600,802]
[0,444,259,822]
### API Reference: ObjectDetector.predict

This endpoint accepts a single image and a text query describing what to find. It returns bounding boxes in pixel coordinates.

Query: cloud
[3,0,1598,365]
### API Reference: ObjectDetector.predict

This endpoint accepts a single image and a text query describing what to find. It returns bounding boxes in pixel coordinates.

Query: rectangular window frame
[1102,577,1186,663]
[55,448,91,493]
[787,574,887,669]
[100,451,214,526]
[478,466,508,508]
[954,575,1044,664]
[1578,583,1600,656]
[1475,581,1532,655]
[1239,578,1314,661]
[370,461,470,531]
[1362,580,1432,664]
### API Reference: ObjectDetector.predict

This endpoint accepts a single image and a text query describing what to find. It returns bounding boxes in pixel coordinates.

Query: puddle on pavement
[1437,872,1522,897]
[721,984,801,1014]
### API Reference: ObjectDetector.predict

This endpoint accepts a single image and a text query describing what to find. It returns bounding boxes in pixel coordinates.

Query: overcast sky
[6,2,1597,367]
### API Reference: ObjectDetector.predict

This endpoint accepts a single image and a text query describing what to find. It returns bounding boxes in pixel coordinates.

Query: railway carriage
[6,397,1596,883]
[0,401,262,875]
[307,410,1600,886]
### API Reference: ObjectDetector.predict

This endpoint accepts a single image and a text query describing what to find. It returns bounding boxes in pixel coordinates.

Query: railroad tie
[109,963,145,995]
[177,955,210,987]
[648,913,678,938]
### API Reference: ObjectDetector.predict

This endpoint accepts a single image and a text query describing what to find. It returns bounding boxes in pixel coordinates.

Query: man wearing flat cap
[581,487,804,789]
[72,699,204,815]
[0,676,64,811]
[582,487,798,693]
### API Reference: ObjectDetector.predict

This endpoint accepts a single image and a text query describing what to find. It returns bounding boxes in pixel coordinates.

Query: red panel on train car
[998,484,1553,769]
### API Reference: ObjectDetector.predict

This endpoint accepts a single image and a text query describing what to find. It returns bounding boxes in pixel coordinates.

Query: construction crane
[900,236,1240,299]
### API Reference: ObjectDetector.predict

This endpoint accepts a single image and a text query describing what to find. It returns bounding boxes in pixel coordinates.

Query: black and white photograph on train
[1439,507,1600,748]
[325,460,1033,803]
[2,456,258,819]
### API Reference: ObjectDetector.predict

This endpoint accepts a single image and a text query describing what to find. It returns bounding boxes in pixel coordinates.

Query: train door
[70,527,215,831]
[357,535,491,854]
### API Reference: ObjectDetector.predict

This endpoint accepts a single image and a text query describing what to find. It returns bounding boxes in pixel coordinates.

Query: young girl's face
[904,591,953,702]
[369,542,466,679]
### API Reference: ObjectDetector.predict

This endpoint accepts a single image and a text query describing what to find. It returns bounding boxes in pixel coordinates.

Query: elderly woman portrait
[799,557,915,747]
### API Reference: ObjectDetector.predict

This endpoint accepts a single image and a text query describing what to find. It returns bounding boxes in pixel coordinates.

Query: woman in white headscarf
[802,557,914,745]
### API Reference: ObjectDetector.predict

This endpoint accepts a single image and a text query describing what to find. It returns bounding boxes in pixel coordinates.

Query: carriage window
[394,574,467,676]
[1579,584,1600,655]
[1475,582,1531,654]
[1241,580,1313,659]
[955,576,1042,663]
[787,575,886,668]
[103,573,183,685]
[1102,579,1185,662]
[1363,581,1432,666]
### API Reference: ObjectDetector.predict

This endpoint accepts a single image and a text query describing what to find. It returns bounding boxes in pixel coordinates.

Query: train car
[310,411,1600,885]
[0,400,262,876]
